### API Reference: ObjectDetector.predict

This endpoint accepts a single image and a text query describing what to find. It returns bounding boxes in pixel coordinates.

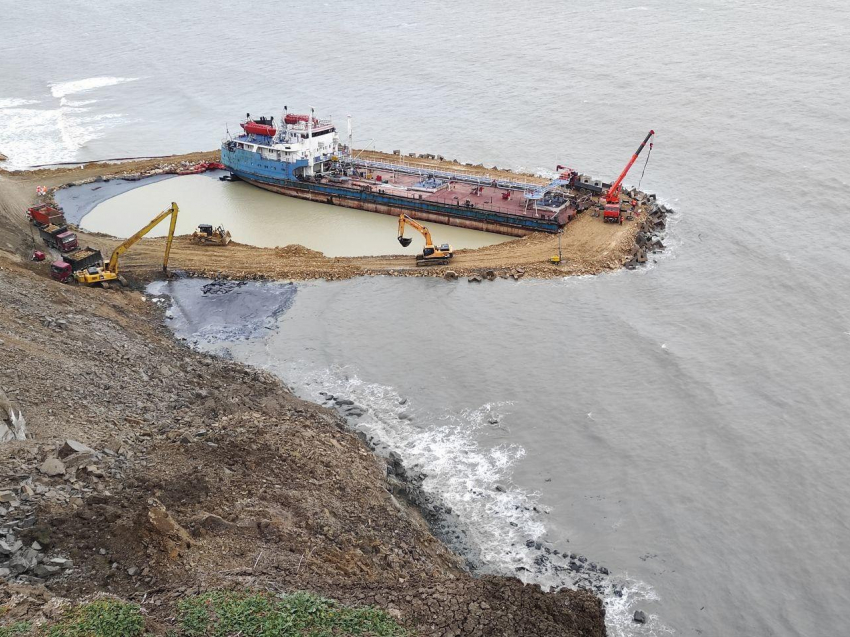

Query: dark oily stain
[201,280,248,295]
[157,278,297,344]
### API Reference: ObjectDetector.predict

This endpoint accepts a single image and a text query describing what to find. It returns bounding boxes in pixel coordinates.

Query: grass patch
[177,591,406,637]
[0,623,31,637]
[45,600,144,637]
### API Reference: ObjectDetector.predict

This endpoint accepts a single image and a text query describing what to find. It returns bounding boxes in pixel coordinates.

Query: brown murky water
[80,174,512,257]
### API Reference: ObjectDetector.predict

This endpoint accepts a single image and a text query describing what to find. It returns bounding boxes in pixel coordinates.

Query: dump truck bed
[65,247,103,271]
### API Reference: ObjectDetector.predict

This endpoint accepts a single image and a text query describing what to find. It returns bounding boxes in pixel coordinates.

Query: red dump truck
[50,247,103,283]
[27,204,66,228]
[39,224,78,252]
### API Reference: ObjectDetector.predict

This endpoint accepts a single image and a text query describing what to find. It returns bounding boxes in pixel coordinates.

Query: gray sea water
[4,1,850,635]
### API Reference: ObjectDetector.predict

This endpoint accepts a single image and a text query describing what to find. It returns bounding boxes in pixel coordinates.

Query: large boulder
[39,458,65,477]
[59,439,94,459]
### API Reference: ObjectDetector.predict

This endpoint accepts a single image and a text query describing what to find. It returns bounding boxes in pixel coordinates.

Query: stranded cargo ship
[221,109,614,236]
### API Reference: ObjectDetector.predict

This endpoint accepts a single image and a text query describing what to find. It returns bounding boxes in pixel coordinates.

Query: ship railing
[524,178,573,200]
[350,157,543,192]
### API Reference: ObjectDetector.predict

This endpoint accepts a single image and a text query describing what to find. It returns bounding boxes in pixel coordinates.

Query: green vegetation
[2,591,404,637]
[177,591,406,637]
[0,623,31,637]
[45,600,145,637]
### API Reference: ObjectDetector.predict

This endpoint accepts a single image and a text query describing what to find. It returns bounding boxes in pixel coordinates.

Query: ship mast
[307,106,314,177]
[279,105,288,144]
[346,115,353,173]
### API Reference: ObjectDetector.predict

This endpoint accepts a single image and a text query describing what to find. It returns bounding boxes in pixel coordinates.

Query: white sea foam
[280,363,549,568]
[0,98,40,109]
[0,104,125,169]
[49,76,138,98]
[603,575,673,636]
[60,98,98,107]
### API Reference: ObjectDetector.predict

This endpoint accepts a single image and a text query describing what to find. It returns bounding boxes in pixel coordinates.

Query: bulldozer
[397,214,453,266]
[192,224,231,246]
[75,202,178,288]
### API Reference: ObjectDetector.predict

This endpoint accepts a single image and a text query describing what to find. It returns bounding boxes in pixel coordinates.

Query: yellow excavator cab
[74,266,118,286]
[78,202,179,287]
[397,214,453,266]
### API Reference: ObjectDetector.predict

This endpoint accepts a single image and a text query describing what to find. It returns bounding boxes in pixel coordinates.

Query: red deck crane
[603,130,655,224]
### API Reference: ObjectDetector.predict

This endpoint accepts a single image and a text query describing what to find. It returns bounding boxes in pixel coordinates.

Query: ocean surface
[4,1,850,635]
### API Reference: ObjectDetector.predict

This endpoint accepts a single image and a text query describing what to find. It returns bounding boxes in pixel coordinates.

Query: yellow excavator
[397,213,453,266]
[75,202,179,288]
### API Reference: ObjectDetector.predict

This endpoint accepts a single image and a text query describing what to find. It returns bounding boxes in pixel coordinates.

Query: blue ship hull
[221,143,562,236]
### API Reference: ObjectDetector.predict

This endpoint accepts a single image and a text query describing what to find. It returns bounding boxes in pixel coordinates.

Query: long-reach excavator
[75,202,179,288]
[397,213,453,266]
[603,130,654,224]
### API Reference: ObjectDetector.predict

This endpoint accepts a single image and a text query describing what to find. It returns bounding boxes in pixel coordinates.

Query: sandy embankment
[0,150,652,283]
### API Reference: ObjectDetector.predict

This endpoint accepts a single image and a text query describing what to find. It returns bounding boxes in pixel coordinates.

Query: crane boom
[605,130,655,204]
[397,213,433,247]
[106,202,179,274]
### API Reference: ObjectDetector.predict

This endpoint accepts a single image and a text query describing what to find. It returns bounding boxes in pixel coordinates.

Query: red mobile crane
[603,130,655,224]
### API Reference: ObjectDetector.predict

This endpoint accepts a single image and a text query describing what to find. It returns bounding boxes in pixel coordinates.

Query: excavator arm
[106,202,179,274]
[397,213,433,248]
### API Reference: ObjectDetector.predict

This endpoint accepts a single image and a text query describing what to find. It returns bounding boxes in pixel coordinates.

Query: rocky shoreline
[317,391,622,602]
[0,254,606,635]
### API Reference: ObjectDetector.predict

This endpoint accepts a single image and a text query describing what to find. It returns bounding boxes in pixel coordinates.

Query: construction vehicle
[38,224,78,252]
[192,224,231,246]
[27,204,66,228]
[603,130,654,224]
[75,202,179,288]
[397,213,453,266]
[51,248,104,283]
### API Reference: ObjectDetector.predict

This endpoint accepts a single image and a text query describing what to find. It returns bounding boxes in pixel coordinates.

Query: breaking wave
[0,98,40,109]
[49,76,138,98]
[0,79,137,168]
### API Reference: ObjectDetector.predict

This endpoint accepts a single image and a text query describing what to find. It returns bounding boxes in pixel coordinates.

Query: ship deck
[342,169,576,224]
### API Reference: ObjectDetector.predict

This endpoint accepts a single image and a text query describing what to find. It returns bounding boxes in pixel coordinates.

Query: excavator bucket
[398,236,413,247]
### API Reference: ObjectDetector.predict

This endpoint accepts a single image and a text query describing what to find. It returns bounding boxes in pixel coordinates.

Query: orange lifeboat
[241,120,276,136]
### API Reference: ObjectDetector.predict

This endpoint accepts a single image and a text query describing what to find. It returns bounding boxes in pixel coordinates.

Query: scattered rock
[59,439,95,458]
[443,270,458,280]
[634,610,648,624]
[39,458,65,477]
[146,499,193,549]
